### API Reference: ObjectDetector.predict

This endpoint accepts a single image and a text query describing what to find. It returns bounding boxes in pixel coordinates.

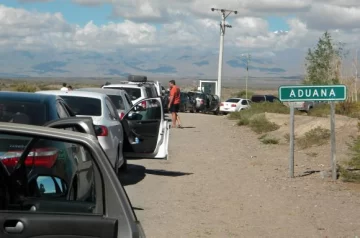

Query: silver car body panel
[35,90,124,170]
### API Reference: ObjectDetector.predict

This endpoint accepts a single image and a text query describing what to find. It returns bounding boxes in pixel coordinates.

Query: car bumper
[220,107,236,112]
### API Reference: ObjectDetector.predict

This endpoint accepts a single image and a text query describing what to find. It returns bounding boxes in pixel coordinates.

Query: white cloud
[1,1,360,68]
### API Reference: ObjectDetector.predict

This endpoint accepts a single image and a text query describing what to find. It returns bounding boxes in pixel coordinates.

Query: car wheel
[196,109,200,113]
[183,105,187,112]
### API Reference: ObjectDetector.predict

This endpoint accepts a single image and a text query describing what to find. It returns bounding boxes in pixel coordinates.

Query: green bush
[249,114,280,134]
[297,126,330,149]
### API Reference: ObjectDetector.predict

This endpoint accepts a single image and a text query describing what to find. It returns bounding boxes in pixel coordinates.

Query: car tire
[183,105,187,112]
[196,109,200,113]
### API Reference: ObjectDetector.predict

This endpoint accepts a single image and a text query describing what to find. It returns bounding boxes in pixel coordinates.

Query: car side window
[124,94,133,107]
[241,100,248,105]
[145,87,154,98]
[105,99,117,120]
[126,99,161,121]
[56,101,69,118]
[0,133,100,214]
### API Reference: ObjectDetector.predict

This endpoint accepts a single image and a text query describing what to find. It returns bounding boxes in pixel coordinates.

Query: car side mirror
[36,175,67,197]
[134,105,145,111]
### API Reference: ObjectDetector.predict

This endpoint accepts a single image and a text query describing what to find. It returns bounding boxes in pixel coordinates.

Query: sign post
[289,102,295,178]
[278,85,347,179]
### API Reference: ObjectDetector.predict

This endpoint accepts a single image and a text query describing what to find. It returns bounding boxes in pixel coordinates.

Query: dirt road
[120,113,360,238]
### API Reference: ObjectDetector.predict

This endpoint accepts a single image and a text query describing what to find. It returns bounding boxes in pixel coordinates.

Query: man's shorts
[169,103,180,113]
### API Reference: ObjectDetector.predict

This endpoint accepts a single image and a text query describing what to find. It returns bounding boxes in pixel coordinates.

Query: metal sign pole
[289,102,295,178]
[330,101,337,180]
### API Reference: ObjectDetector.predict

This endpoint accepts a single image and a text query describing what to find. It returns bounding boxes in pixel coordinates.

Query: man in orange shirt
[168,80,182,128]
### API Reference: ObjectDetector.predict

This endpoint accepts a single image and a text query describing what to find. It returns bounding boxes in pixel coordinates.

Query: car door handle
[4,221,24,234]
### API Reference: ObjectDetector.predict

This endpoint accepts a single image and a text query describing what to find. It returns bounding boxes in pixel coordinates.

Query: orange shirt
[170,86,181,104]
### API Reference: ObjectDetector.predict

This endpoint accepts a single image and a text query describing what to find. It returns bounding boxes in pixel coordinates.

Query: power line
[211,8,237,100]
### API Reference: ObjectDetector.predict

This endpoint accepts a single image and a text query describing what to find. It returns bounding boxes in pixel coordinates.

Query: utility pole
[211,8,237,100]
[355,49,358,102]
[244,53,251,99]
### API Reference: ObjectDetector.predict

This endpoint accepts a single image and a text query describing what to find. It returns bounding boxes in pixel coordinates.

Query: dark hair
[169,80,176,85]
[62,83,67,87]
[68,85,73,89]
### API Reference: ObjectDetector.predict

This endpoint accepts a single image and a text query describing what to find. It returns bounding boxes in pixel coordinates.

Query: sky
[0,0,359,78]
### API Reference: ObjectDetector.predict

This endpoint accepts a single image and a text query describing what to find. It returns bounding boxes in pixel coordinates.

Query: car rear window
[0,101,47,125]
[251,96,265,102]
[105,87,141,101]
[226,98,240,103]
[60,96,102,116]
[107,95,125,110]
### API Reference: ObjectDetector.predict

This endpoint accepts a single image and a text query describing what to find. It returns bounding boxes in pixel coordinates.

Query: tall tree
[304,31,344,85]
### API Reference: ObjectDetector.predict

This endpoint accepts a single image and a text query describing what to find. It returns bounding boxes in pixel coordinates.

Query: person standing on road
[168,80,182,128]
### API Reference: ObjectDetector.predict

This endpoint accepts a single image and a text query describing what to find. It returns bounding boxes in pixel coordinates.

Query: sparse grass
[12,83,37,92]
[340,125,360,182]
[230,101,291,130]
[296,126,331,149]
[234,90,254,99]
[284,133,290,143]
[305,152,318,157]
[308,104,330,117]
[249,114,280,134]
[258,134,279,144]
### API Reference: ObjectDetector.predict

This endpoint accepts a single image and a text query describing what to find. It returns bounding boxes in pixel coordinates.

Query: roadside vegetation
[258,134,279,145]
[296,127,331,149]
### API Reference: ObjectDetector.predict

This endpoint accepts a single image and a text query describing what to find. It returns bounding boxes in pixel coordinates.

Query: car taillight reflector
[119,112,125,119]
[97,125,109,136]
[200,99,204,104]
[1,147,58,168]
[231,104,236,107]
[141,101,147,109]
[220,103,224,106]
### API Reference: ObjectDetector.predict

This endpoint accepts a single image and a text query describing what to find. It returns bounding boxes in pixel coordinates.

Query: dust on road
[121,113,360,238]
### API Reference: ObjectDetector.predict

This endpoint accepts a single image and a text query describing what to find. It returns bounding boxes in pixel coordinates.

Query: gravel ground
[120,113,360,238]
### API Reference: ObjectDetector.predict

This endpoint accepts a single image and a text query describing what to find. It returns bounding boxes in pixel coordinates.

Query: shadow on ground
[118,164,193,186]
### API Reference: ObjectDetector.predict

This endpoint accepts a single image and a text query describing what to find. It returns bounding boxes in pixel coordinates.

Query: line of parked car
[0,75,170,237]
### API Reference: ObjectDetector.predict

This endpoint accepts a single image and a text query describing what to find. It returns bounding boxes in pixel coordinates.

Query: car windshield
[107,95,125,110]
[105,87,141,101]
[60,96,102,116]
[251,96,265,102]
[226,98,240,103]
[0,101,47,126]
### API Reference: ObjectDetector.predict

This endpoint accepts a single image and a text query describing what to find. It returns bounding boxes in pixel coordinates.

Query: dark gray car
[0,118,145,238]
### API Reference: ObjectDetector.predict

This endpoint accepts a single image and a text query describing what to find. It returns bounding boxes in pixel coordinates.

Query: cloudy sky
[0,0,359,78]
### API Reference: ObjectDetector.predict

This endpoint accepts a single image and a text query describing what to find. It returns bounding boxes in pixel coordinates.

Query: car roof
[227,98,245,100]
[104,84,143,89]
[76,88,124,96]
[0,121,96,142]
[0,91,59,103]
[36,90,107,100]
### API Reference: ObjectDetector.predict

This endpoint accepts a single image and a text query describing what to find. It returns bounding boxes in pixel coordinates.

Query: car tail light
[231,104,236,107]
[1,147,58,168]
[141,101,147,109]
[119,112,125,119]
[220,103,224,106]
[97,125,108,136]
[200,99,204,104]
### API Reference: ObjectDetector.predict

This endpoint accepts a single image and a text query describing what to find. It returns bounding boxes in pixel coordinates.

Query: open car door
[121,98,170,159]
[0,121,144,238]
